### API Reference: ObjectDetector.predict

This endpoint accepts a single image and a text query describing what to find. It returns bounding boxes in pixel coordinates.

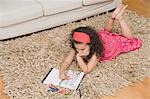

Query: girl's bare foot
[112,4,124,19]
[115,5,128,21]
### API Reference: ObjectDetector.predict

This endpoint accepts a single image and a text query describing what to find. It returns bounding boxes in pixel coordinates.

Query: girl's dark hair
[70,26,104,59]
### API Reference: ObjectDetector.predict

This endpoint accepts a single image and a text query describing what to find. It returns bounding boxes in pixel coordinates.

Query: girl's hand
[112,4,123,19]
[60,72,70,80]
[78,50,89,57]
[83,47,90,56]
[77,46,90,56]
[76,53,83,57]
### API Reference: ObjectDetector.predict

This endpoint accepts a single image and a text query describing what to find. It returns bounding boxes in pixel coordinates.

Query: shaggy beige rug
[0,10,150,99]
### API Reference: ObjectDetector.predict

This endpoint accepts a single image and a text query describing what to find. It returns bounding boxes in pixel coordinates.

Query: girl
[59,4,142,80]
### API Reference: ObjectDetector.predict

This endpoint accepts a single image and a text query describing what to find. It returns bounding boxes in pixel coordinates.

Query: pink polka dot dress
[99,28,142,62]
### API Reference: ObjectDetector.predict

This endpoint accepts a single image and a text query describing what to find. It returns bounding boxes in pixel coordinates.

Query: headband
[73,32,91,43]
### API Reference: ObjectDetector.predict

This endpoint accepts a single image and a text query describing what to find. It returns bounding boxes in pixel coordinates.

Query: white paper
[43,68,85,90]
[43,68,61,86]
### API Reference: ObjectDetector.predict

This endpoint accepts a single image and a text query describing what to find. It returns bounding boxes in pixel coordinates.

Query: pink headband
[73,32,91,43]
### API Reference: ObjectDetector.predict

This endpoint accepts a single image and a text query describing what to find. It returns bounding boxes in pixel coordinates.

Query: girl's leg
[104,17,115,32]
[104,4,123,32]
[115,5,133,39]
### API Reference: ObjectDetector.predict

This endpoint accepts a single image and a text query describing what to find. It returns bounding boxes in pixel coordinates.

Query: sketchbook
[42,68,85,90]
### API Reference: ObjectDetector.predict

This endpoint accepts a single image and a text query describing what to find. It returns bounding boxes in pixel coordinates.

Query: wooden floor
[101,78,150,99]
[123,0,150,17]
[0,75,9,99]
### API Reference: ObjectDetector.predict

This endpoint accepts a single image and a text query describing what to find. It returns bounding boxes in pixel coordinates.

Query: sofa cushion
[82,0,112,5]
[36,0,82,16]
[0,0,43,27]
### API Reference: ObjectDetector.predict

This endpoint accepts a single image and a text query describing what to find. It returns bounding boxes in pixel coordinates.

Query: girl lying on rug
[59,4,142,80]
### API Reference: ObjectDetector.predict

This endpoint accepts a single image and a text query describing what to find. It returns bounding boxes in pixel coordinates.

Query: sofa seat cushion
[82,0,113,5]
[36,0,82,16]
[0,0,43,27]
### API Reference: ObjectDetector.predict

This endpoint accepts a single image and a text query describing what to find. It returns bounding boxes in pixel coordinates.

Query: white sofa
[0,0,122,40]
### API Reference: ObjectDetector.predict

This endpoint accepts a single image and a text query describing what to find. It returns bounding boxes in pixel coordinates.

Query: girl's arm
[60,48,75,79]
[76,53,99,73]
